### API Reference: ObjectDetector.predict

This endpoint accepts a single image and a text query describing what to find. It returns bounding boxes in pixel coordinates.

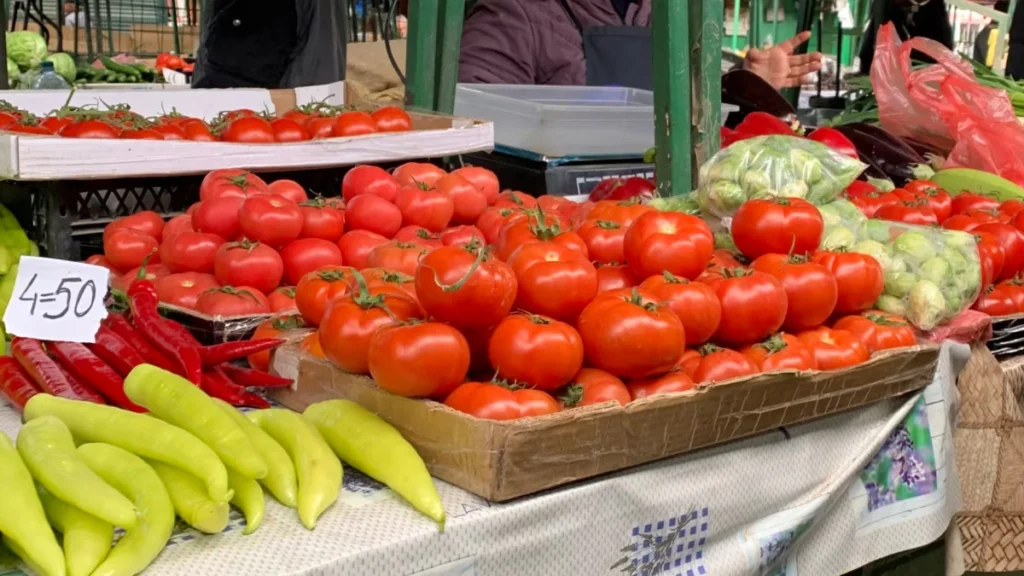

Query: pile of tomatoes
[846,179,1024,303]
[0,100,412,142]
[222,174,921,421]
[155,52,194,74]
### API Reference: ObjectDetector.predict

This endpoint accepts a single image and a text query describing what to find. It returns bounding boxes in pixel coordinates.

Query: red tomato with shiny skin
[200,169,268,201]
[85,254,121,276]
[155,272,220,309]
[833,311,917,352]
[975,231,1007,290]
[414,245,518,329]
[974,283,1019,316]
[595,264,637,293]
[394,225,443,249]
[874,201,938,225]
[577,220,627,264]
[39,116,73,134]
[497,213,585,262]
[444,382,560,420]
[441,225,485,247]
[162,214,193,242]
[576,288,685,378]
[298,203,345,243]
[436,173,487,225]
[507,242,598,322]
[333,111,377,137]
[741,333,817,372]
[159,231,224,274]
[492,190,538,210]
[676,349,701,376]
[318,285,422,373]
[561,368,631,407]
[730,197,824,260]
[182,122,216,141]
[797,327,870,370]
[624,211,714,280]
[195,286,270,316]
[902,180,952,222]
[342,165,400,203]
[362,267,418,300]
[976,222,1024,281]
[639,271,721,345]
[5,123,54,135]
[370,106,413,132]
[944,213,996,232]
[587,199,654,227]
[192,196,244,240]
[702,268,787,345]
[268,286,297,312]
[369,322,470,398]
[366,241,429,277]
[268,179,308,203]
[811,251,885,314]
[487,314,584,391]
[103,229,159,271]
[280,238,344,286]
[151,123,185,140]
[338,230,389,269]
[248,314,305,370]
[850,192,900,218]
[104,211,165,242]
[270,118,310,142]
[627,371,697,400]
[305,116,336,139]
[222,116,275,143]
[393,162,447,189]
[121,129,165,140]
[238,195,304,248]
[295,266,357,326]
[1000,199,1024,220]
[476,207,525,245]
[952,193,1000,215]
[395,185,455,232]
[213,240,284,295]
[691,344,760,384]
[452,167,500,206]
[113,263,170,293]
[346,194,402,238]
[750,253,838,331]
[62,120,120,139]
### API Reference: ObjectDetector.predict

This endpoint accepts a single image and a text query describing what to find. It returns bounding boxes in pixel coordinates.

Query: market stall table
[0,342,969,576]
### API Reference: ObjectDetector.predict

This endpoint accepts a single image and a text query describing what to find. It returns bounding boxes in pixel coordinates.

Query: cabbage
[852,239,893,270]
[919,257,951,285]
[6,31,46,70]
[876,294,907,316]
[44,53,76,83]
[6,58,18,81]
[821,227,857,251]
[908,280,947,331]
[892,231,936,264]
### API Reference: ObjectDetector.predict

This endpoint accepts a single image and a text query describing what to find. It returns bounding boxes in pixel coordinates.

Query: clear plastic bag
[697,135,865,219]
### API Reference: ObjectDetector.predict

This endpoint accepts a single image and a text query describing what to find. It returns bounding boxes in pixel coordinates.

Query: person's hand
[743,31,823,90]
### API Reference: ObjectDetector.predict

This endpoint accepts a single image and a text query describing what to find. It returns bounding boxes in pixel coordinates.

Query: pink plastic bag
[871,23,1024,185]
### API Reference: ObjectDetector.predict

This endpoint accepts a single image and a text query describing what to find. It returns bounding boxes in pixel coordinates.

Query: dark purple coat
[458,0,652,85]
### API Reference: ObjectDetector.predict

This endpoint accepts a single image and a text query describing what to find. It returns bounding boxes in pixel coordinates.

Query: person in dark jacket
[192,0,348,89]
[858,0,954,74]
[974,1,1009,67]
[1008,0,1024,78]
[458,0,823,91]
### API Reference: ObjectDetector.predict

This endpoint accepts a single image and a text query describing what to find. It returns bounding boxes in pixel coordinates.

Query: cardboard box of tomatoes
[270,342,939,502]
[0,81,493,180]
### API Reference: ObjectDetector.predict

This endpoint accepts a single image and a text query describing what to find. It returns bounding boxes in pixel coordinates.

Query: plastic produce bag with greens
[696,135,866,219]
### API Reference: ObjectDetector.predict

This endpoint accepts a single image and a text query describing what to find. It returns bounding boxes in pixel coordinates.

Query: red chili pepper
[0,356,42,412]
[103,315,180,374]
[806,127,859,159]
[87,325,147,377]
[734,112,794,137]
[127,277,203,385]
[201,368,270,409]
[217,363,292,388]
[48,341,145,412]
[11,338,106,404]
[200,339,285,367]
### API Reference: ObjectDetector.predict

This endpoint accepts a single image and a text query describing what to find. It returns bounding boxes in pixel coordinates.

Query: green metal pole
[750,0,762,49]
[731,0,740,49]
[653,0,692,196]
[772,0,779,43]
[695,0,724,162]
[405,1,439,112]
[434,0,466,115]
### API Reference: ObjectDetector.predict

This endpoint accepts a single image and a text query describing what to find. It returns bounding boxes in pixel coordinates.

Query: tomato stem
[558,383,584,408]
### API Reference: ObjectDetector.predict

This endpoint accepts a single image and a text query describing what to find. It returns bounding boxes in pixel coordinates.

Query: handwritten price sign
[2,257,110,343]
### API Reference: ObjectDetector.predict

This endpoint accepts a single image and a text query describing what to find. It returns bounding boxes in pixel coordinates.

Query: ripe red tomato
[414,245,517,329]
[268,286,297,312]
[874,201,939,225]
[595,264,637,293]
[103,229,159,271]
[703,268,788,345]
[811,251,884,314]
[586,200,654,227]
[741,333,817,372]
[163,215,193,242]
[623,211,714,280]
[849,192,900,218]
[248,314,305,370]
[362,267,418,300]
[338,230,389,269]
[183,122,216,141]
[39,116,73,134]
[155,272,220,309]
[750,253,838,331]
[977,222,1024,281]
[365,241,429,276]
[238,195,303,248]
[159,231,224,274]
[639,272,721,345]
[346,194,402,238]
[393,163,447,189]
[974,283,1019,316]
[944,213,996,232]
[577,220,627,264]
[797,327,870,370]
[213,240,284,295]
[62,120,120,139]
[270,118,310,142]
[833,311,916,352]
[280,238,344,285]
[333,111,377,137]
[318,284,422,373]
[268,179,309,204]
[497,212,585,262]
[587,177,657,203]
[627,371,696,400]
[192,196,244,240]
[295,266,356,326]
[975,231,1007,290]
[104,211,165,242]
[452,167,500,206]
[952,193,999,215]
[200,169,268,201]
[151,123,185,140]
[1000,199,1024,220]
[487,314,584,391]
[436,173,487,225]
[395,185,455,233]
[370,106,412,132]
[444,382,560,420]
[113,263,169,293]
[508,242,598,322]
[369,322,469,397]
[195,286,270,316]
[222,116,274,143]
[394,225,443,248]
[476,207,525,245]
[342,165,400,203]
[85,254,121,275]
[902,181,952,221]
[296,202,345,243]
[121,129,165,140]
[492,190,538,210]
[560,368,631,407]
[301,331,326,358]
[731,198,824,260]
[305,116,336,139]
[576,288,685,378]
[691,344,760,384]
[441,225,485,247]
[5,123,54,135]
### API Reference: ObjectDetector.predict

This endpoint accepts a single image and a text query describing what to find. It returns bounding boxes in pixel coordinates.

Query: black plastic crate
[987,315,1024,361]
